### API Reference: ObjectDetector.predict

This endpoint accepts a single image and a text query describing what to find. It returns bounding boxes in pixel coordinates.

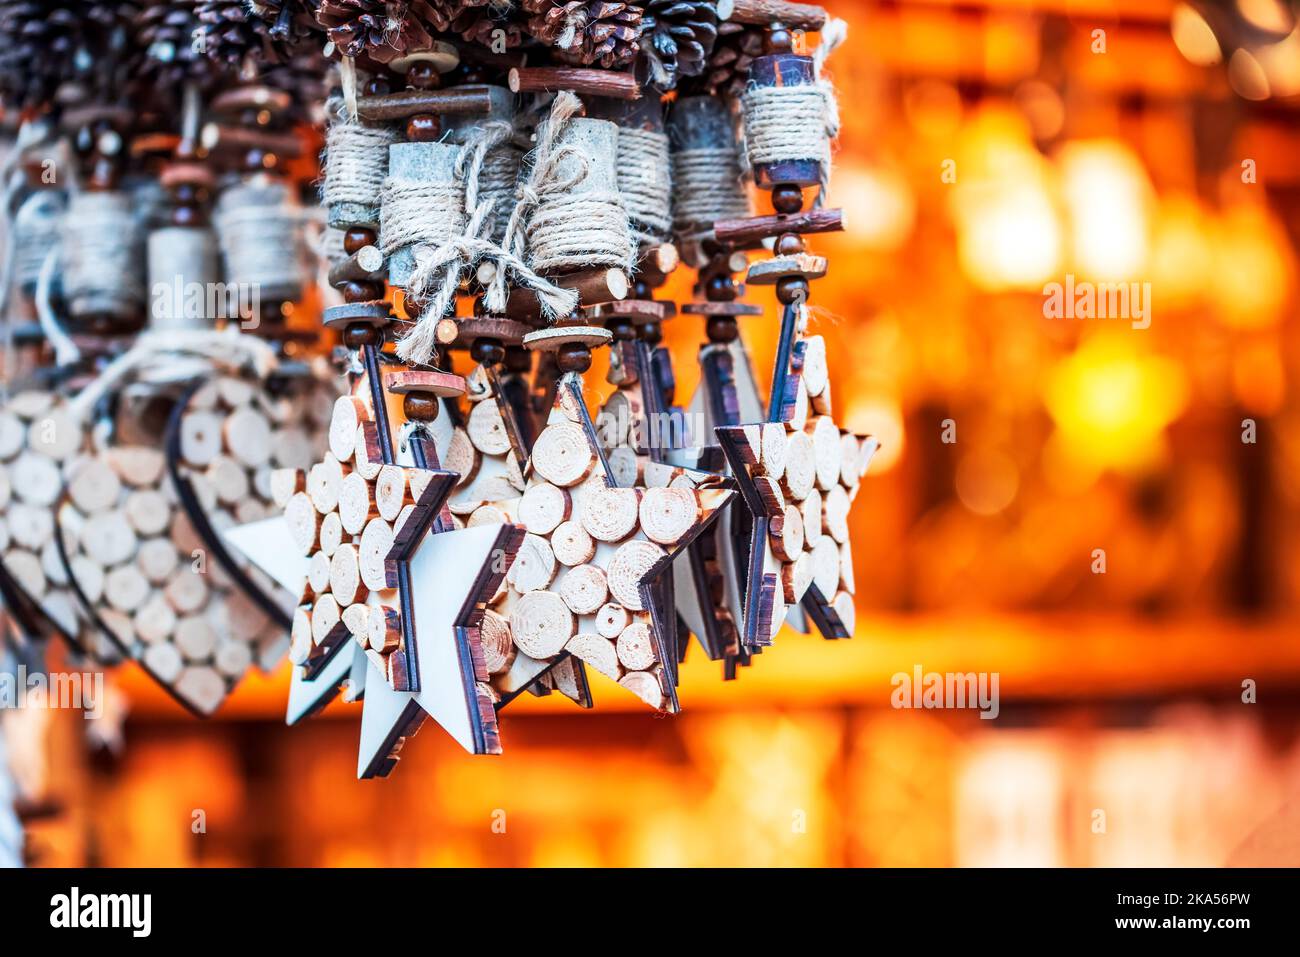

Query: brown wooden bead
[641,322,662,345]
[776,232,805,255]
[556,343,593,374]
[505,346,532,374]
[609,319,637,342]
[406,61,441,90]
[776,276,809,305]
[403,393,440,422]
[706,276,737,301]
[470,337,505,366]
[406,114,442,141]
[765,29,794,55]
[344,227,377,254]
[344,323,384,349]
[707,315,739,343]
[341,280,385,302]
[772,184,804,215]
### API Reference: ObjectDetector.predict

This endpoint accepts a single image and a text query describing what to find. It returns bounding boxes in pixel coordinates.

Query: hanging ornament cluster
[0,0,875,779]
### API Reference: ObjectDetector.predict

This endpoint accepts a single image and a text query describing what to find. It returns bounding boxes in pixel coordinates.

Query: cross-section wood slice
[509,589,573,659]
[531,421,595,488]
[606,539,666,610]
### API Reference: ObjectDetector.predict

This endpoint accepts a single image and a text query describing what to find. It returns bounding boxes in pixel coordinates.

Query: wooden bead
[555,342,592,374]
[402,392,439,422]
[344,227,377,255]
[772,183,804,214]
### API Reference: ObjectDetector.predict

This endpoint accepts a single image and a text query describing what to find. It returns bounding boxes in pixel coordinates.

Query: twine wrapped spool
[591,96,672,251]
[740,53,827,190]
[61,190,146,327]
[147,226,220,331]
[12,189,64,294]
[446,85,520,247]
[214,178,304,305]
[526,117,634,276]
[380,139,464,290]
[322,106,399,230]
[668,95,752,239]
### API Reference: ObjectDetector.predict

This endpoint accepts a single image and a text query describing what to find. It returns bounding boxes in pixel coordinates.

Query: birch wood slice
[800,487,823,548]
[788,381,809,431]
[270,468,305,509]
[374,465,408,522]
[176,667,226,714]
[772,503,805,561]
[755,475,785,515]
[444,428,479,488]
[307,453,346,514]
[11,452,60,506]
[41,541,68,586]
[367,605,401,654]
[480,608,515,674]
[4,550,45,599]
[28,409,81,461]
[566,633,620,680]
[273,427,317,470]
[180,411,224,467]
[507,533,557,592]
[207,455,250,505]
[329,396,368,462]
[801,335,828,397]
[105,565,150,613]
[532,422,595,488]
[0,468,9,511]
[81,511,138,566]
[0,412,25,460]
[108,447,166,487]
[519,482,571,535]
[618,670,663,709]
[559,563,608,615]
[841,434,863,487]
[606,446,640,488]
[342,602,371,639]
[330,543,367,606]
[9,503,53,550]
[175,615,219,661]
[509,590,574,659]
[338,471,375,533]
[311,593,342,648]
[469,504,512,527]
[551,519,595,566]
[285,492,320,553]
[319,511,344,557]
[214,638,254,678]
[580,485,640,543]
[783,431,816,501]
[595,601,630,638]
[359,518,396,592]
[831,586,856,626]
[143,641,184,684]
[165,569,209,614]
[307,550,331,598]
[810,536,840,599]
[759,422,787,481]
[606,539,666,610]
[784,550,813,603]
[615,620,656,671]
[134,595,176,644]
[468,399,511,455]
[70,554,105,601]
[216,376,256,408]
[598,391,631,448]
[840,539,855,593]
[123,489,170,536]
[811,415,842,491]
[289,607,313,664]
[638,487,699,546]
[823,483,850,544]
[225,407,273,469]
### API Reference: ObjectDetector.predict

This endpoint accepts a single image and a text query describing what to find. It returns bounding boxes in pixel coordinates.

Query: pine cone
[523,0,640,69]
[196,0,289,66]
[638,0,717,87]
[694,19,760,97]
[315,0,438,63]
[449,4,525,51]
[248,0,322,41]
[134,0,220,87]
[0,2,86,109]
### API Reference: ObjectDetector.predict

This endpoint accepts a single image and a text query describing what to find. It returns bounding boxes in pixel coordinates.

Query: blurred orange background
[16,0,1300,866]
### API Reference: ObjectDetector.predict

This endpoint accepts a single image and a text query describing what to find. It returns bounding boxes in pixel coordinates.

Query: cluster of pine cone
[0,1,764,113]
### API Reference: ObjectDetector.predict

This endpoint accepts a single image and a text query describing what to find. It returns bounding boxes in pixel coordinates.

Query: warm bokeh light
[1058,140,1153,282]
[1171,3,1223,66]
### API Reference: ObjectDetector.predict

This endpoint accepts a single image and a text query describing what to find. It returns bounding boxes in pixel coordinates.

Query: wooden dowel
[355,87,495,122]
[639,243,680,277]
[199,123,302,159]
[713,208,843,247]
[508,67,641,101]
[327,245,385,286]
[504,267,630,320]
[725,0,828,30]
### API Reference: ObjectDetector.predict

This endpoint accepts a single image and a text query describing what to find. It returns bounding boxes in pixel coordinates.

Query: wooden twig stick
[508,67,641,101]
